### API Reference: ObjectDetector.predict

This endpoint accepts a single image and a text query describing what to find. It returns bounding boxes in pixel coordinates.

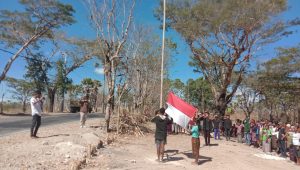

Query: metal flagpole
[160,0,166,108]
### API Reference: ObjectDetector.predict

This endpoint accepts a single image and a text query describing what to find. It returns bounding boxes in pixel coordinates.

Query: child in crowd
[262,124,272,152]
[235,120,244,143]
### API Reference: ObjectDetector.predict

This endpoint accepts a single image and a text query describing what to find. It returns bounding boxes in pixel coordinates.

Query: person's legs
[217,128,220,139]
[82,113,87,126]
[214,128,217,139]
[160,143,165,161]
[237,134,242,143]
[262,141,266,152]
[155,140,161,161]
[33,115,41,137]
[195,138,200,163]
[281,141,287,157]
[30,115,38,137]
[192,138,196,160]
[246,132,251,145]
[207,130,210,145]
[204,130,208,145]
[80,112,84,127]
[225,129,228,140]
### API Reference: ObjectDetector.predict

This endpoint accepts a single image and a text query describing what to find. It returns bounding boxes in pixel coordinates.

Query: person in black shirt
[213,115,221,140]
[278,122,287,157]
[199,111,213,146]
[151,108,173,162]
[224,115,232,141]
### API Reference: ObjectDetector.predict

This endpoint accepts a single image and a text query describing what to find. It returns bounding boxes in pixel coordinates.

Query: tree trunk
[59,92,64,112]
[298,106,300,124]
[0,93,4,114]
[215,91,227,116]
[104,59,115,132]
[22,100,26,113]
[47,88,56,113]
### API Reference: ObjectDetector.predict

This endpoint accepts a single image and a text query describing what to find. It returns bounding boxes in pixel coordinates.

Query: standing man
[224,115,232,141]
[243,115,251,145]
[278,122,288,157]
[30,90,44,138]
[200,111,213,146]
[213,115,221,140]
[79,95,89,128]
[151,108,173,162]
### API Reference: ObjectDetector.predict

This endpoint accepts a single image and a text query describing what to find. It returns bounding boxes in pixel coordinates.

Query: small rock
[97,140,104,149]
[42,141,49,145]
[65,154,71,158]
[131,160,136,164]
[45,151,51,155]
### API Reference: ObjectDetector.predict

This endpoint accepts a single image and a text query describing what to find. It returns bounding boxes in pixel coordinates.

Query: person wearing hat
[30,90,45,138]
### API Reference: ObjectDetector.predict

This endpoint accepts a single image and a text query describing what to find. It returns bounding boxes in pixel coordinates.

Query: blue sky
[1,0,300,96]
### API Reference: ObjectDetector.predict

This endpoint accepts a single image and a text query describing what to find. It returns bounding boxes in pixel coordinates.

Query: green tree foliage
[256,45,300,122]
[169,79,185,98]
[156,0,298,115]
[0,0,75,83]
[5,77,33,113]
[185,78,213,111]
[56,59,72,112]
[24,53,51,92]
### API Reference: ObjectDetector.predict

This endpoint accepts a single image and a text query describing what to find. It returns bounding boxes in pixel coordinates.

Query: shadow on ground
[39,134,70,138]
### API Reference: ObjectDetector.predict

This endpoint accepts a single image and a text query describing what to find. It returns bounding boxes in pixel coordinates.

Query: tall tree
[56,59,72,112]
[0,0,75,84]
[5,77,33,113]
[256,45,300,123]
[156,0,298,115]
[87,0,135,131]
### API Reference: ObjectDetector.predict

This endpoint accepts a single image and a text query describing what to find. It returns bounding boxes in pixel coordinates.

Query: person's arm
[151,116,157,123]
[31,97,44,104]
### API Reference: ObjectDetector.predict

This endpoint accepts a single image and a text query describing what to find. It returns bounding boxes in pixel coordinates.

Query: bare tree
[87,0,135,131]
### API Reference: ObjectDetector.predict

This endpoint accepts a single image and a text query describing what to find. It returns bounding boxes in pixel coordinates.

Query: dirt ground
[0,116,108,170]
[0,116,299,170]
[84,133,299,170]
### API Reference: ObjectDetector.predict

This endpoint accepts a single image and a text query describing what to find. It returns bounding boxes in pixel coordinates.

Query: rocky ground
[0,115,108,170]
[0,115,299,170]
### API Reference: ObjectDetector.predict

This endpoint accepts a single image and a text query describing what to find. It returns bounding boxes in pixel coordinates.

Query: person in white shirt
[30,90,44,138]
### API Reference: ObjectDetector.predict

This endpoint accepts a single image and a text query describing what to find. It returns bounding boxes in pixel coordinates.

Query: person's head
[204,111,209,117]
[159,108,165,115]
[265,124,269,129]
[155,109,160,115]
[33,90,42,98]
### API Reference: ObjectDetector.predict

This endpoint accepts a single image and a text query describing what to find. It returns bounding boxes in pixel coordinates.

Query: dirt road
[0,113,103,136]
[85,133,299,170]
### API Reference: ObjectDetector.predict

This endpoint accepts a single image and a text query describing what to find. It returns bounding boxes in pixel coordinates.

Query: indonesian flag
[165,92,198,128]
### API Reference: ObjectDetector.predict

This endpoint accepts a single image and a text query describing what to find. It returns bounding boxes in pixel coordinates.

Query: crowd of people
[151,108,300,165]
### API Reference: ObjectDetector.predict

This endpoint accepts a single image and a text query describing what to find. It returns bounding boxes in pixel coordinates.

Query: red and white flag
[165,92,198,128]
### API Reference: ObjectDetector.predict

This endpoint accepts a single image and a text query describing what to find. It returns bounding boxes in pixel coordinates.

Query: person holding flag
[151,108,173,162]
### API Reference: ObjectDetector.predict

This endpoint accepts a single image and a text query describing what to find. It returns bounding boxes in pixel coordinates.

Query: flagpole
[160,0,166,108]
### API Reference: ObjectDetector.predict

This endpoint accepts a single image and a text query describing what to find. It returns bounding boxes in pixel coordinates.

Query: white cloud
[95,68,104,75]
